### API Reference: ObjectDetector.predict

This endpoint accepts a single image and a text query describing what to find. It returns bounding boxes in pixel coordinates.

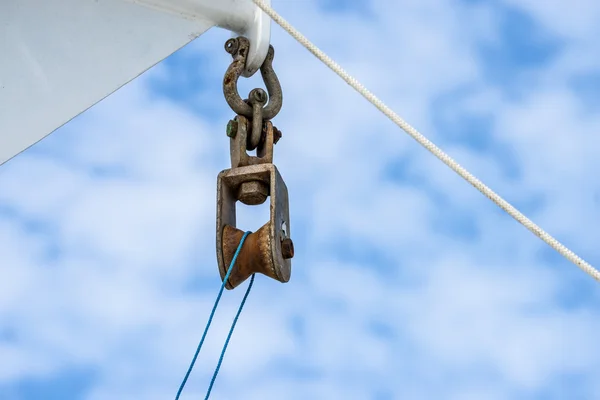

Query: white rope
[252,0,600,282]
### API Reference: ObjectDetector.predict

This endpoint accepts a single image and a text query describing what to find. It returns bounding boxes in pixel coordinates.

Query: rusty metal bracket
[226,116,277,206]
[229,115,274,168]
[223,36,283,150]
[216,163,292,290]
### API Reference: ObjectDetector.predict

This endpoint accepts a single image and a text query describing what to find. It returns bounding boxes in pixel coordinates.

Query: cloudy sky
[2,0,600,399]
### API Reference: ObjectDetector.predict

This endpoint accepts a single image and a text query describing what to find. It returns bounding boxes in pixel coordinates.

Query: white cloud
[1,0,600,398]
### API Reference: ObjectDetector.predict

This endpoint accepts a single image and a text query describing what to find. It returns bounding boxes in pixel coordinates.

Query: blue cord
[204,273,255,399]
[175,231,252,400]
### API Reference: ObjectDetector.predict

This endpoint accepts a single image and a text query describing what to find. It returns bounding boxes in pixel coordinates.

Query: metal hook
[223,37,283,122]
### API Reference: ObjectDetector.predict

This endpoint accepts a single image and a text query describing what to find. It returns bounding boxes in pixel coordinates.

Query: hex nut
[226,119,238,138]
[281,238,294,259]
[237,181,269,205]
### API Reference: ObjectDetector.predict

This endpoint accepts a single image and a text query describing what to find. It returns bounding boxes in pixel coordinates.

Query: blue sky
[2,0,600,399]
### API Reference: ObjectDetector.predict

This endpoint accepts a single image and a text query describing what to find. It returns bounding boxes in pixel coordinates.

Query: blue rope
[175,231,252,400]
[205,273,255,399]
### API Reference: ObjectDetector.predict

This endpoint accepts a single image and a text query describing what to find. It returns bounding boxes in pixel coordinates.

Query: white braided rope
[252,0,600,282]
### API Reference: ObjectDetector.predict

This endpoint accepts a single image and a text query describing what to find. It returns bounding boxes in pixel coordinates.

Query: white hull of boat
[0,0,270,165]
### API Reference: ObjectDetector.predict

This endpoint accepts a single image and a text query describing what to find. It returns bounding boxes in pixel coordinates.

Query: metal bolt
[250,88,267,103]
[273,127,282,144]
[226,119,238,138]
[281,238,294,259]
[237,181,269,205]
[224,38,239,55]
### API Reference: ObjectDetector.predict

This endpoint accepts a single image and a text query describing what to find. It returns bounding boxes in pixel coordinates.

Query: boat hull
[0,0,214,165]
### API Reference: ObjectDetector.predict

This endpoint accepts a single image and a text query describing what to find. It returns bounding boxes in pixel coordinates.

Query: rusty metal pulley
[217,38,293,290]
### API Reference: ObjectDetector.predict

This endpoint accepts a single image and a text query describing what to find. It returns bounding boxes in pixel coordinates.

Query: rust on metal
[217,37,292,290]
[247,88,266,150]
[223,37,283,150]
[237,180,269,205]
[221,224,278,289]
[229,115,275,169]
[281,238,294,259]
[216,163,292,290]
[272,126,282,144]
